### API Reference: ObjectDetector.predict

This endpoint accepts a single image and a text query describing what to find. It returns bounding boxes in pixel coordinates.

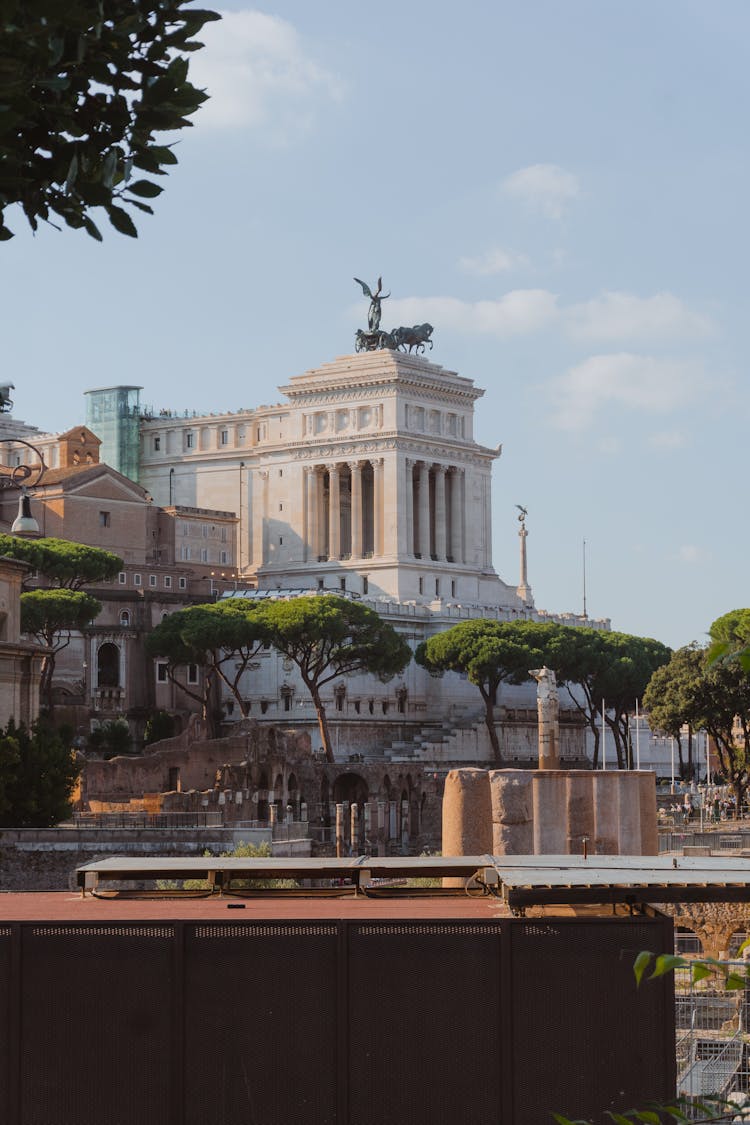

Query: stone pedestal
[442,768,492,886]
[592,773,620,855]
[566,772,595,855]
[637,772,658,855]
[532,771,567,854]
[489,770,533,854]
[616,772,642,854]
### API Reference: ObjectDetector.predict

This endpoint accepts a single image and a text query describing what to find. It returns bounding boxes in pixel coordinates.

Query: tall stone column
[405,459,415,557]
[530,666,560,769]
[350,461,362,558]
[418,461,430,559]
[328,463,340,560]
[434,464,447,561]
[373,458,384,557]
[305,466,318,561]
[449,468,463,563]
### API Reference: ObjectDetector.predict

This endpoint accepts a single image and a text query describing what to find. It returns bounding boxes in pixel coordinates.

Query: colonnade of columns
[302,458,466,565]
[304,460,384,561]
[407,459,465,563]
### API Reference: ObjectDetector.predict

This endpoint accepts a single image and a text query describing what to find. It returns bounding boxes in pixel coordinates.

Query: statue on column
[529,666,560,770]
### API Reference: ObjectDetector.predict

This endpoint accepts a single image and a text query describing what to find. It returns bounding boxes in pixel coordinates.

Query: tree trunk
[480,688,501,761]
[310,684,335,763]
[40,653,55,713]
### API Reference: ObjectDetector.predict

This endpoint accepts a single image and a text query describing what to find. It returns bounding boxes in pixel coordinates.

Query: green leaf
[64,154,78,194]
[82,216,102,242]
[726,971,747,991]
[649,954,686,979]
[106,205,137,238]
[739,937,750,956]
[634,1113,660,1124]
[149,145,179,166]
[0,225,13,240]
[633,951,652,987]
[607,1115,633,1125]
[127,179,163,198]
[125,199,154,214]
[691,962,712,984]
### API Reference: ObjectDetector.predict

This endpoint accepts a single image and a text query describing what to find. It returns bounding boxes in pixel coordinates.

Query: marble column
[305,466,318,561]
[350,461,363,558]
[328,463,340,560]
[405,459,415,557]
[373,458,383,557]
[418,462,430,559]
[449,468,463,563]
[434,464,447,561]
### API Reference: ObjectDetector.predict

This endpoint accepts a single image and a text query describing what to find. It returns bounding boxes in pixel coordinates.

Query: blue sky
[2,1,747,649]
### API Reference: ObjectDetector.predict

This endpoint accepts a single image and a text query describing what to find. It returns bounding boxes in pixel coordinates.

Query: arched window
[97,643,120,687]
[119,610,130,627]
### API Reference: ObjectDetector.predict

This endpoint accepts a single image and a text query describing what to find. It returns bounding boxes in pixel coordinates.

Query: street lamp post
[0,438,47,536]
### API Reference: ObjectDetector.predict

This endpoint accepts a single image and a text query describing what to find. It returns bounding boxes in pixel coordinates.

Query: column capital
[348,459,362,473]
[326,461,339,475]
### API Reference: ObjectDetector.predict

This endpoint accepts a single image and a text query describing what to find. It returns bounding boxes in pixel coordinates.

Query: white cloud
[678,545,702,563]
[386,290,559,338]
[546,353,707,431]
[502,163,580,219]
[566,291,714,344]
[458,247,529,276]
[189,10,343,134]
[649,429,688,450]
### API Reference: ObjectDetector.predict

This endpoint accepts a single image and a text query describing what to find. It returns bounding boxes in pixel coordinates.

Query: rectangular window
[186,433,194,449]
[362,576,368,595]
[164,576,172,589]
[418,577,424,595]
[220,551,228,565]
[221,527,227,542]
[200,548,208,562]
[133,573,142,587]
[182,523,188,536]
[99,511,110,528]
[317,578,324,590]
[451,579,456,598]
[153,436,161,451]
[149,575,157,588]
[339,577,346,591]
[435,579,440,597]
[220,430,229,445]
[156,662,168,684]
[180,546,190,561]
[179,577,187,590]
[118,572,126,585]
[201,524,208,537]
[187,664,199,685]
[279,503,283,511]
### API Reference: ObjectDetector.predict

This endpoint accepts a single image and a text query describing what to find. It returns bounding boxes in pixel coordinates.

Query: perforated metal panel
[0,928,11,1125]
[510,918,674,1125]
[184,922,338,1125]
[347,921,504,1125]
[0,913,674,1125]
[19,924,174,1125]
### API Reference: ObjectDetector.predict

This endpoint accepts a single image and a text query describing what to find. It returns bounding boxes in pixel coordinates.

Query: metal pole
[601,699,606,771]
[635,698,641,770]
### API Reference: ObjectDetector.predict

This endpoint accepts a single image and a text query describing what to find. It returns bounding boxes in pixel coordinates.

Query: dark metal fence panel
[346,921,504,1125]
[0,929,11,1125]
[19,924,174,1125]
[183,922,339,1125]
[509,917,675,1125]
[0,914,675,1125]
